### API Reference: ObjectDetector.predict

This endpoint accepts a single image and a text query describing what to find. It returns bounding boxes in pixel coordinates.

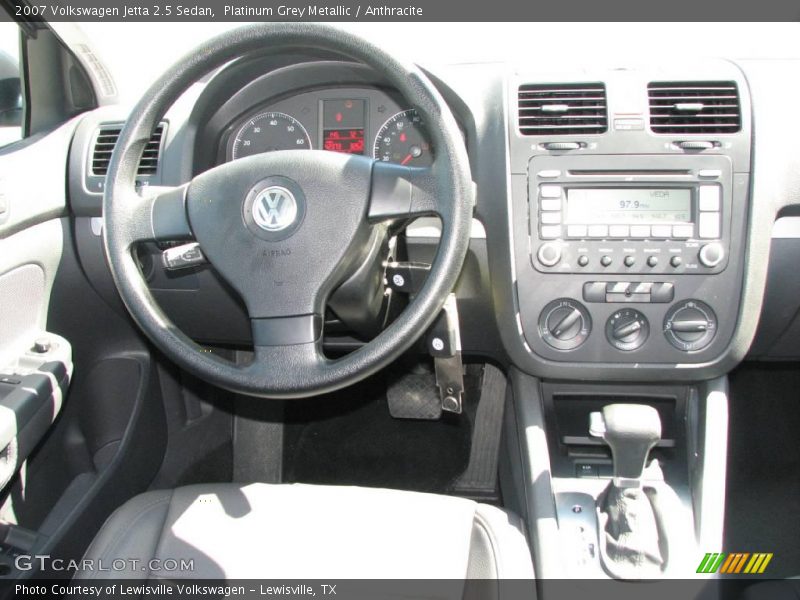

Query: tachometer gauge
[373,109,432,167]
[231,111,311,160]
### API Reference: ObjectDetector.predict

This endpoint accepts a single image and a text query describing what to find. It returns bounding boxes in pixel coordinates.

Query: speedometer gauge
[373,109,433,167]
[231,112,311,160]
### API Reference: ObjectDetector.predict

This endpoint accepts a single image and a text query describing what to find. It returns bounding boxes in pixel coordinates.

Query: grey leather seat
[77,483,534,579]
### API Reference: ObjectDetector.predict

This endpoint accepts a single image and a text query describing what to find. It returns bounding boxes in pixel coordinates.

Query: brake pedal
[386,363,442,420]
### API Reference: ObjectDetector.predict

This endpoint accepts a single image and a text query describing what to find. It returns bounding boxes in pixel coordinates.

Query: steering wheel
[103,24,473,398]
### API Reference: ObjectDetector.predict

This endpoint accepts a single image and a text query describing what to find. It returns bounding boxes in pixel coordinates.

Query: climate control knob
[606,309,649,351]
[539,299,591,350]
[664,300,717,351]
[537,242,562,267]
[699,242,725,268]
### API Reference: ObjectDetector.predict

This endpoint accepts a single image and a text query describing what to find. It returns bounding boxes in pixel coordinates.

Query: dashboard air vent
[91,123,165,176]
[648,82,741,134]
[518,83,608,135]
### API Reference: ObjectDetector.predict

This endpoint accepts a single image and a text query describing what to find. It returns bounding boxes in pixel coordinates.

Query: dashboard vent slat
[517,83,608,136]
[91,123,165,176]
[648,82,741,134]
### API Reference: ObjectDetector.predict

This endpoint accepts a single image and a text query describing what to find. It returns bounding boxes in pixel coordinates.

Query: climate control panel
[663,300,717,351]
[537,298,717,354]
[606,309,649,351]
[538,299,591,350]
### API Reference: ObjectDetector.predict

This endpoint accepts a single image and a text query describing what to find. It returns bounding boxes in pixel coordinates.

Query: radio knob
[577,255,589,267]
[623,255,636,267]
[600,255,612,267]
[699,242,725,268]
[670,256,683,268]
[537,242,562,267]
[647,255,659,268]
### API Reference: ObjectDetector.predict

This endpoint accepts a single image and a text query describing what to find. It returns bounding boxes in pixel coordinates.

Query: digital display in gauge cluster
[226,89,435,167]
[321,98,366,155]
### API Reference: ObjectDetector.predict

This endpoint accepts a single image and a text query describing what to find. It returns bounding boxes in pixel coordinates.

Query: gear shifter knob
[590,404,661,485]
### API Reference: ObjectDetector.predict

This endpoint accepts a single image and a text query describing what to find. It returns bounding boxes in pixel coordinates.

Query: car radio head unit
[530,154,732,275]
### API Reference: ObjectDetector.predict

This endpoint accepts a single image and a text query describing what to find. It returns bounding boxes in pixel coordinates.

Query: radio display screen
[565,188,692,224]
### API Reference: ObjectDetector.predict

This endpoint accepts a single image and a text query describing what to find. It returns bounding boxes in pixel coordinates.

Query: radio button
[623,255,636,267]
[540,185,562,199]
[600,255,613,267]
[609,225,629,238]
[651,225,672,239]
[699,186,721,211]
[698,169,722,179]
[588,225,608,238]
[673,225,693,239]
[630,225,650,238]
[567,225,588,238]
[541,225,561,239]
[540,198,561,211]
[537,169,561,179]
[699,213,721,239]
[541,212,562,225]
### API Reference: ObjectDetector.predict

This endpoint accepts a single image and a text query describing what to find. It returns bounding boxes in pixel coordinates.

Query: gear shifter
[589,404,661,486]
[590,404,666,579]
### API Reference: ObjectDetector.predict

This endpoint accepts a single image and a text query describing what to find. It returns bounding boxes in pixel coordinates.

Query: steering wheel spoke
[244,315,326,393]
[368,161,441,222]
[121,184,193,244]
[250,314,322,347]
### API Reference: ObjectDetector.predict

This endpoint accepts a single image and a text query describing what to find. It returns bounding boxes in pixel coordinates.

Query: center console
[507,61,752,375]
[501,60,750,588]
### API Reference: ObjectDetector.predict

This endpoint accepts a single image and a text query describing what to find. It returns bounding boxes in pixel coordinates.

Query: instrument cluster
[224,87,433,167]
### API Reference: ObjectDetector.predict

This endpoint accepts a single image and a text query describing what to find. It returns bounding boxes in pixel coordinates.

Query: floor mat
[726,363,800,578]
[282,363,481,494]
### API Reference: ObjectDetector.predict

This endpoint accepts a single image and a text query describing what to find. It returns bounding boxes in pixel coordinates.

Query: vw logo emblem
[251,186,298,232]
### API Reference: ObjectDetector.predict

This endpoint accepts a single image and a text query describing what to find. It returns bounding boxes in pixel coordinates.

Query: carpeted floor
[725,362,800,578]
[281,363,481,494]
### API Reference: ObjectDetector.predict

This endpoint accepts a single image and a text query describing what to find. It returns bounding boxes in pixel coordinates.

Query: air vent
[518,83,608,136]
[648,82,741,134]
[91,123,165,176]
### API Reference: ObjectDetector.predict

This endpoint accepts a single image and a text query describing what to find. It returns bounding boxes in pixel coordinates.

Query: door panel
[0,120,77,495]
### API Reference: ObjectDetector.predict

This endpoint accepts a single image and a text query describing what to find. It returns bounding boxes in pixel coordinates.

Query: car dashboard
[66,53,800,383]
